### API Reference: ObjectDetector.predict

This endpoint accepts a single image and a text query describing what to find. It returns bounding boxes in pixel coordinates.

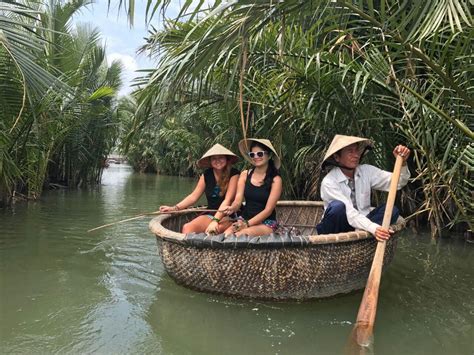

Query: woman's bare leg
[223,224,273,237]
[216,220,232,234]
[235,224,273,237]
[182,215,212,234]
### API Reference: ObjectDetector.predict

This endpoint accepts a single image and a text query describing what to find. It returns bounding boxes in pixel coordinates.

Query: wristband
[211,217,220,223]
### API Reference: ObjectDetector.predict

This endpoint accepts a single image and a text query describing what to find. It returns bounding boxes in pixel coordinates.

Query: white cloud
[107,53,142,97]
[73,0,213,97]
[108,52,138,72]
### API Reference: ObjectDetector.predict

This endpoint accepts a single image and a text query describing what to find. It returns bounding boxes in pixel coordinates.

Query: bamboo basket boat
[149,201,405,300]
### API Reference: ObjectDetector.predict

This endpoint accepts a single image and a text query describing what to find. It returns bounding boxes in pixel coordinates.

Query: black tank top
[242,169,276,221]
[203,168,240,209]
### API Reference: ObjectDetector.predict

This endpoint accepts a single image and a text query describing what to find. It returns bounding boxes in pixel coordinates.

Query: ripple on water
[1,172,473,355]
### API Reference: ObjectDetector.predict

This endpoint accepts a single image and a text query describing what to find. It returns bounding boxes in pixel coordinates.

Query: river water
[0,165,472,354]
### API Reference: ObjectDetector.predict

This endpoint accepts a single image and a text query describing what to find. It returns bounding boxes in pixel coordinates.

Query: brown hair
[215,160,232,196]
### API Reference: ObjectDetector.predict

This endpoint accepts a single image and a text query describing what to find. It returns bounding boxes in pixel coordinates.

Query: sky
[72,1,179,97]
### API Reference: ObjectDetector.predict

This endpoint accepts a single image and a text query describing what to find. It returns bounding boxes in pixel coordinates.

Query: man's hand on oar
[374,227,394,242]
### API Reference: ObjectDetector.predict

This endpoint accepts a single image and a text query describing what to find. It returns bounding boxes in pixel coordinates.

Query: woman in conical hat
[159,144,240,234]
[316,134,411,241]
[221,138,282,237]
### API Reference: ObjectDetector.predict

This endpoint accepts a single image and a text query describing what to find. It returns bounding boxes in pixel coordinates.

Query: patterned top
[203,168,240,209]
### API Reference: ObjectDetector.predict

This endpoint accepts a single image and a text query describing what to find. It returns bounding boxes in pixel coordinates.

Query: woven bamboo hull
[150,201,404,300]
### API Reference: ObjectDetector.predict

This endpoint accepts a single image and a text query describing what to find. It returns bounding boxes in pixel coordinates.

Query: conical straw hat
[197,144,239,169]
[238,138,281,169]
[322,135,373,168]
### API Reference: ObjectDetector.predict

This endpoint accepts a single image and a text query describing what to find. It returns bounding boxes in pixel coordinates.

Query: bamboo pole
[87,208,219,233]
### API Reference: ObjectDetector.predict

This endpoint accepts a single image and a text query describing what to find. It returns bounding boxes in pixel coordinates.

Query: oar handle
[381,155,404,229]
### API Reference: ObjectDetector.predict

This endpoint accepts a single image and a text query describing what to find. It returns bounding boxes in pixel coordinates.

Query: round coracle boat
[149,201,405,300]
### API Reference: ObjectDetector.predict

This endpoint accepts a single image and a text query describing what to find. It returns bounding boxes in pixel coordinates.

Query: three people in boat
[159,144,240,234]
[221,139,283,237]
[315,135,411,241]
[161,134,410,240]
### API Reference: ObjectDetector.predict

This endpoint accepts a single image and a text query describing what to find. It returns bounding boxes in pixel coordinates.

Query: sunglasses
[247,151,268,159]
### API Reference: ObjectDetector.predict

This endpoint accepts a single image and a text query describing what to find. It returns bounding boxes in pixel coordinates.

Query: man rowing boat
[316,135,410,241]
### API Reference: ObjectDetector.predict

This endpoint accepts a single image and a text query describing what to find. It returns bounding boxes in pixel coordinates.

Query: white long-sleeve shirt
[320,164,410,235]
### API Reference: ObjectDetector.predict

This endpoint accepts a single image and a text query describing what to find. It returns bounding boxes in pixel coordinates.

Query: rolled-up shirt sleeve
[398,165,410,188]
[321,179,379,235]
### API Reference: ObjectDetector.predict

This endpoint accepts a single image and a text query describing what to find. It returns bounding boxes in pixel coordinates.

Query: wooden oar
[87,208,219,233]
[349,155,404,354]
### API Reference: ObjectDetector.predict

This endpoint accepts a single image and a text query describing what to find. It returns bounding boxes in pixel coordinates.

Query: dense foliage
[2,1,471,237]
[0,0,121,205]
[119,0,472,237]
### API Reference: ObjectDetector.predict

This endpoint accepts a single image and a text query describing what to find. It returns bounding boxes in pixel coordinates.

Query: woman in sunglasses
[222,138,282,237]
[159,144,240,234]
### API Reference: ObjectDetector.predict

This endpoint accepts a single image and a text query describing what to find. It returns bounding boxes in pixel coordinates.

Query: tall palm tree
[1,0,122,204]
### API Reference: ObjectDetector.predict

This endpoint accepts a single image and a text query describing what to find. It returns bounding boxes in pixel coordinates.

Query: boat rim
[149,200,406,245]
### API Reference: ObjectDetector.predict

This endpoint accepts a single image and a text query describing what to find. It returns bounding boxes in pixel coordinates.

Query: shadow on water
[375,234,474,355]
[1,166,472,354]
[147,277,357,355]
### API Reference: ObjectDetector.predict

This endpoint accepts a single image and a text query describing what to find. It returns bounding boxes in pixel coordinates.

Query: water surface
[1,165,472,354]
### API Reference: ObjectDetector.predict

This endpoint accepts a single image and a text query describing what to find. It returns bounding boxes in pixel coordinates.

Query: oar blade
[347,323,374,354]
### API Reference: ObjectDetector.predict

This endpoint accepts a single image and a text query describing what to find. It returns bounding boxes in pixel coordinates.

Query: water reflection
[0,166,472,354]
[147,280,356,355]
[147,233,473,355]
